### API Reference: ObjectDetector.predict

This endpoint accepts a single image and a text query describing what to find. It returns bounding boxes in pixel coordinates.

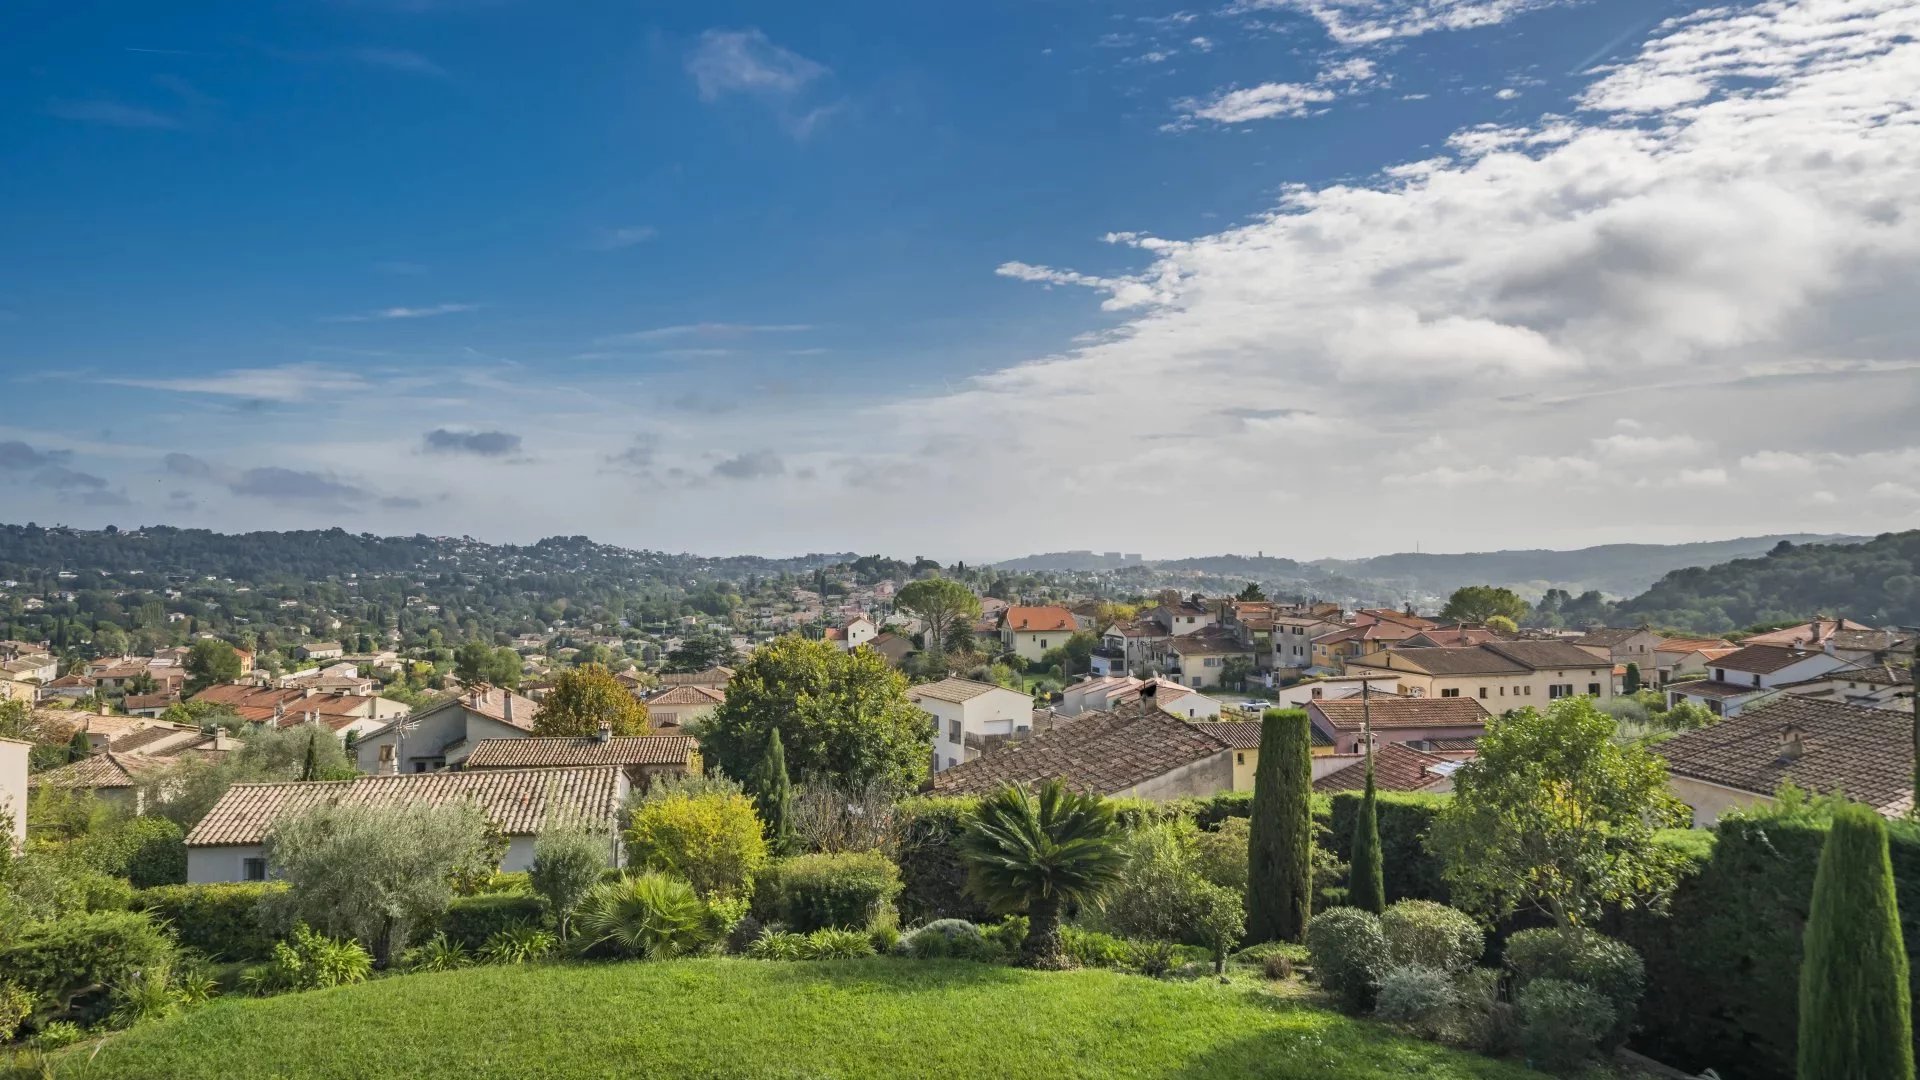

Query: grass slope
[65,959,1537,1080]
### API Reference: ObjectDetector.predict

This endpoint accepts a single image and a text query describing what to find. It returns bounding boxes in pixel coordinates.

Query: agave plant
[478,925,557,965]
[574,872,709,959]
[954,780,1129,968]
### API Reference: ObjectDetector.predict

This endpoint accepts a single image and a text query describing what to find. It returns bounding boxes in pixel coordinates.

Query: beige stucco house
[909,677,1035,773]
[354,685,539,773]
[0,737,28,851]
[184,766,628,883]
[999,606,1078,663]
[644,684,725,729]
[1345,641,1614,708]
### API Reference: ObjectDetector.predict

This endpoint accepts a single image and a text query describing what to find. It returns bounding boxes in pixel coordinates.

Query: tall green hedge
[896,796,992,924]
[1247,709,1313,943]
[439,892,549,950]
[1617,813,1920,1080]
[1326,792,1449,905]
[136,882,287,962]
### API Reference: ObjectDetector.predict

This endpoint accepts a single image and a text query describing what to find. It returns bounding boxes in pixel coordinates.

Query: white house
[183,766,628,883]
[999,606,1078,664]
[1060,675,1222,720]
[908,677,1036,773]
[1666,643,1851,719]
[0,737,29,851]
[1273,674,1402,708]
[828,615,877,651]
[354,685,539,773]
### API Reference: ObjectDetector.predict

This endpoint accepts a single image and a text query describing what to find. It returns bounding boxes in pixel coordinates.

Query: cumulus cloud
[1171,55,1380,127]
[422,429,523,457]
[1234,0,1573,45]
[712,450,785,480]
[228,467,368,502]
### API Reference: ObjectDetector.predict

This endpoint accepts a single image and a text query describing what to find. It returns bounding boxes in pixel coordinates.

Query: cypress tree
[1350,750,1385,913]
[753,727,794,856]
[1247,707,1314,943]
[1796,803,1913,1080]
[299,729,320,782]
[68,729,92,762]
[1623,662,1642,695]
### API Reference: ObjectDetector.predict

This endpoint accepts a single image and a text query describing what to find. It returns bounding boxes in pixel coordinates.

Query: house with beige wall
[644,685,725,729]
[1168,629,1256,690]
[1664,643,1851,719]
[909,677,1036,772]
[999,606,1078,663]
[0,737,28,851]
[1345,641,1613,709]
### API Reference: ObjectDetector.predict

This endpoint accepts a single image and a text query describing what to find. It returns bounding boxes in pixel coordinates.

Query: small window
[948,720,961,742]
[378,744,394,762]
[1588,683,1602,696]
[1498,686,1506,696]
[1236,752,1245,765]
[413,761,427,773]
[242,858,267,882]
[1440,688,1460,698]
[1478,687,1487,698]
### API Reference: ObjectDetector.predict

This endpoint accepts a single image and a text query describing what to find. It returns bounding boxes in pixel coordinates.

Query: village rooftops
[1571,627,1653,647]
[1713,643,1833,675]
[1657,696,1912,817]
[1310,695,1491,731]
[645,684,726,706]
[464,735,697,769]
[908,677,1015,704]
[928,700,1230,797]
[1002,606,1077,632]
[185,766,624,847]
[1314,743,1460,793]
[1355,640,1609,676]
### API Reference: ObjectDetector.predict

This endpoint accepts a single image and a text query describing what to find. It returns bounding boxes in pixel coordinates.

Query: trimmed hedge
[896,797,990,924]
[1617,815,1920,1080]
[1,910,176,1026]
[439,893,549,951]
[755,851,903,933]
[1326,792,1449,905]
[136,882,287,962]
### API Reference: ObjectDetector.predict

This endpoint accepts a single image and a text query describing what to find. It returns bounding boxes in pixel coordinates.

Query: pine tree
[1350,749,1385,913]
[1623,662,1642,695]
[1796,803,1913,1080]
[1247,708,1314,943]
[752,727,794,856]
[300,729,321,781]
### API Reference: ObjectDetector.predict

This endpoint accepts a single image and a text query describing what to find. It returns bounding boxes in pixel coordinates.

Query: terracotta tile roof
[1401,626,1503,649]
[1002,606,1077,633]
[1482,640,1617,670]
[1426,736,1482,751]
[928,700,1231,797]
[1107,619,1168,639]
[1654,637,1736,655]
[190,684,306,710]
[1315,743,1456,793]
[909,677,1011,704]
[185,766,624,846]
[1658,697,1912,816]
[108,723,201,753]
[31,752,172,790]
[1712,644,1829,675]
[1671,680,1774,701]
[122,692,178,711]
[1743,618,1876,647]
[1169,628,1254,656]
[464,735,698,769]
[1310,696,1491,732]
[645,685,726,707]
[657,666,735,688]
[1192,720,1263,750]
[1355,646,1523,676]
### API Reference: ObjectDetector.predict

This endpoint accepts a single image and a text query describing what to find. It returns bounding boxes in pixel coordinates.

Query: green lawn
[61,958,1538,1080]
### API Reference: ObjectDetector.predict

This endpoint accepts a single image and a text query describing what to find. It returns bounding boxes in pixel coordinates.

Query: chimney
[469,687,482,710]
[1810,619,1824,644]
[504,693,514,725]
[99,703,109,717]
[1778,723,1806,763]
[595,722,612,743]
[1823,636,1835,656]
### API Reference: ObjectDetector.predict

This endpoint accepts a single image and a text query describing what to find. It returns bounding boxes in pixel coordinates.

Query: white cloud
[1235,0,1573,45]
[100,364,374,402]
[1172,55,1382,127]
[324,302,479,322]
[1591,432,1706,460]
[1738,450,1818,475]
[685,28,837,137]
[1663,467,1730,488]
[598,322,812,344]
[1869,481,1920,502]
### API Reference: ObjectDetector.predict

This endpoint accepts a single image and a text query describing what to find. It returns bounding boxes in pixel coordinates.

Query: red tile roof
[464,736,698,769]
[1309,696,1491,732]
[1314,742,1457,793]
[1002,606,1077,633]
[928,701,1230,797]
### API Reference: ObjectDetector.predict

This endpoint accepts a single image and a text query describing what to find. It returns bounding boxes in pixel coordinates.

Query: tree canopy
[697,635,932,792]
[531,665,650,737]
[454,640,522,689]
[894,578,981,654]
[1429,697,1690,926]
[184,638,243,692]
[1438,586,1530,626]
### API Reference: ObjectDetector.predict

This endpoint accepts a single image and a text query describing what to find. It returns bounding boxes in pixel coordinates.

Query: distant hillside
[1612,531,1920,633]
[1311,534,1863,601]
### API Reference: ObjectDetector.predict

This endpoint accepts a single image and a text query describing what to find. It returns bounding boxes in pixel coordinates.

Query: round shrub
[755,851,903,933]
[1379,900,1482,973]
[1305,907,1388,1013]
[1373,964,1459,1037]
[899,919,986,960]
[0,910,177,1027]
[438,892,549,952]
[624,788,768,899]
[1504,926,1644,1049]
[1517,977,1614,1074]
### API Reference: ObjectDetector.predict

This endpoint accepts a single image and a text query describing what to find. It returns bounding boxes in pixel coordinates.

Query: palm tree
[956,780,1129,968]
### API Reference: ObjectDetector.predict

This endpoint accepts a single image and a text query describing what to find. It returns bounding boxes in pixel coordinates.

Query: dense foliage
[753,851,903,933]
[623,783,768,898]
[698,635,933,792]
[957,781,1129,967]
[531,664,650,736]
[1613,530,1920,631]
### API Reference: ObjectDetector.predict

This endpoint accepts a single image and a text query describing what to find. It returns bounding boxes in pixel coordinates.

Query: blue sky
[2,0,1917,559]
